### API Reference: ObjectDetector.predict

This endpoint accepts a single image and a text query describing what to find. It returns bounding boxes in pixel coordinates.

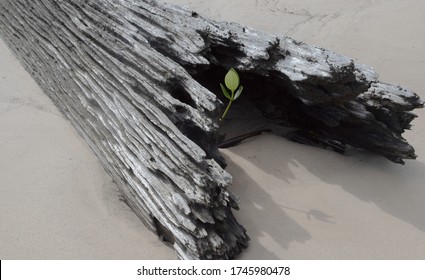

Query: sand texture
[1,0,425,259]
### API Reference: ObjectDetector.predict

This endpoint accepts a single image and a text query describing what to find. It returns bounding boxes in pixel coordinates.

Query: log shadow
[222,154,312,259]
[226,132,425,237]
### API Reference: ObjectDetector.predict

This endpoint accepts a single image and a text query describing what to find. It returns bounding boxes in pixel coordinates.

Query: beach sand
[1,0,425,259]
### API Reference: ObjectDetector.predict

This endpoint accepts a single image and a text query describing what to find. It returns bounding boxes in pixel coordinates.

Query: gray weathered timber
[0,0,422,259]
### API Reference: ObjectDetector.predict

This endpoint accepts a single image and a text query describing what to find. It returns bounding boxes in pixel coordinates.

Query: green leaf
[234,86,243,100]
[224,68,240,92]
[220,83,231,100]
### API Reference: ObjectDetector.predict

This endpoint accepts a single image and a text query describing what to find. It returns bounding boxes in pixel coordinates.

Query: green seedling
[220,68,243,123]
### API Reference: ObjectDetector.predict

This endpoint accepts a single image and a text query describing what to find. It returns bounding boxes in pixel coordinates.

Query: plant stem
[220,99,233,123]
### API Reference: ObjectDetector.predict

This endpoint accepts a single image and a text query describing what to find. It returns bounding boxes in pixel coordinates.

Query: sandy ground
[1,0,425,259]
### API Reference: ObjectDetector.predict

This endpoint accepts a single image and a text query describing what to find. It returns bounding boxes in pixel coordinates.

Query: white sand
[1,0,425,259]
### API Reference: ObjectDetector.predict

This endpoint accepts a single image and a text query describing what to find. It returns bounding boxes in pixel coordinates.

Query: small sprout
[220,68,243,123]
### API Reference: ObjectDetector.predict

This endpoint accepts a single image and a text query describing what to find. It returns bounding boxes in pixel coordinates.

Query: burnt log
[0,0,422,259]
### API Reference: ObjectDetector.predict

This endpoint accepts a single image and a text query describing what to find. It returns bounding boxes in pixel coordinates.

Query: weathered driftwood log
[0,0,422,259]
